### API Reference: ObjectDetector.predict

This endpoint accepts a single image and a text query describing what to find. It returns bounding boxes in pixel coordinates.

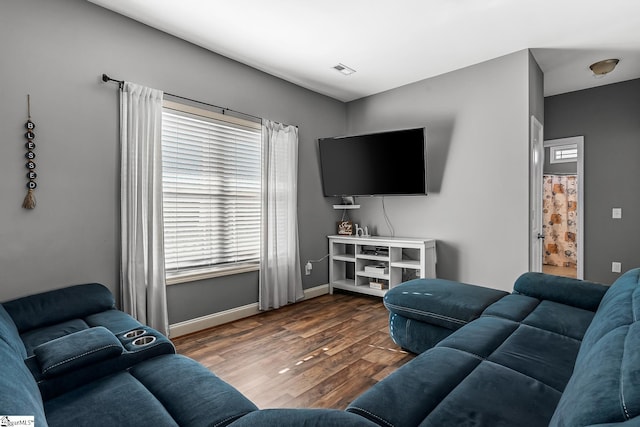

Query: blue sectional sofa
[347,268,640,426]
[2,269,639,426]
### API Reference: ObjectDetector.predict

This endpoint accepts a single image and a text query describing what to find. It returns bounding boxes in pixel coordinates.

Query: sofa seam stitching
[437,345,485,362]
[213,413,244,427]
[384,303,467,325]
[480,314,583,344]
[444,346,565,395]
[620,327,631,420]
[348,406,394,427]
[405,318,411,347]
[483,358,564,394]
[621,371,630,420]
[633,285,637,322]
[41,344,121,374]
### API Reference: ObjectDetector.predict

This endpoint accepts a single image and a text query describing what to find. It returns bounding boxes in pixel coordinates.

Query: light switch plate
[612,208,622,219]
[612,262,622,273]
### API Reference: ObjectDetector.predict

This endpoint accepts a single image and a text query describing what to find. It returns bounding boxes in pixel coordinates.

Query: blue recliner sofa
[0,282,374,426]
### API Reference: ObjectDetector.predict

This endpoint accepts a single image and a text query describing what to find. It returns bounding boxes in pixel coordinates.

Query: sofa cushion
[44,370,179,427]
[348,346,483,427]
[21,318,90,356]
[228,409,379,426]
[0,303,27,358]
[30,327,175,401]
[576,268,640,365]
[417,359,562,427]
[486,323,581,392]
[20,309,153,356]
[348,343,563,427]
[550,268,640,426]
[85,309,144,335]
[481,293,540,322]
[3,283,115,333]
[34,327,124,378]
[520,300,595,341]
[435,316,519,359]
[129,354,258,426]
[437,315,581,393]
[513,272,608,311]
[482,294,596,342]
[45,354,258,427]
[0,339,48,426]
[384,278,508,330]
[550,322,640,426]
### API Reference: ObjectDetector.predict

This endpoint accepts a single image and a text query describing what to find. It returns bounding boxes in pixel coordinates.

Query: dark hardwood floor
[172,291,414,409]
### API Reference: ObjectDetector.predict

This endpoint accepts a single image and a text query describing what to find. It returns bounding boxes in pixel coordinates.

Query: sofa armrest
[513,272,608,312]
[33,326,123,378]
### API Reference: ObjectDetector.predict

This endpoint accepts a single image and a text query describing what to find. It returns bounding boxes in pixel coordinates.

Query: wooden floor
[543,264,577,278]
[172,292,414,409]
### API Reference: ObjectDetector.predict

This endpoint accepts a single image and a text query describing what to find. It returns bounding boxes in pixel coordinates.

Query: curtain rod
[101,73,264,123]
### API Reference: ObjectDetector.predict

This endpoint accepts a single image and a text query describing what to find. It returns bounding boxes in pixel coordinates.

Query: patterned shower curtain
[543,175,578,268]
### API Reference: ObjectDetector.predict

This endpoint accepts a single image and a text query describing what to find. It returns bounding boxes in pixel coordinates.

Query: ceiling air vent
[333,63,356,76]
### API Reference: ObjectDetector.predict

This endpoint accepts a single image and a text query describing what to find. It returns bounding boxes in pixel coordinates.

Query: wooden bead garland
[22,95,37,209]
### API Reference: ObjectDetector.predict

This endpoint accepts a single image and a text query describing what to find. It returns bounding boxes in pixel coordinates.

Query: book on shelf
[369,281,388,290]
[364,263,388,274]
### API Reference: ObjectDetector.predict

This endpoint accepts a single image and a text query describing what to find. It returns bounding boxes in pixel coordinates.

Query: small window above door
[550,144,578,163]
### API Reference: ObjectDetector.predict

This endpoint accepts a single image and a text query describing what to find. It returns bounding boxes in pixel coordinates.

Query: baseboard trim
[303,283,329,299]
[169,283,329,338]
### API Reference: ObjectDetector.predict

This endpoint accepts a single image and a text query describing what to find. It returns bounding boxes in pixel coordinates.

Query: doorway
[530,133,584,279]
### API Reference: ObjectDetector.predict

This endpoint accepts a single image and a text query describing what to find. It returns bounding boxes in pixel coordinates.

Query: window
[161,100,262,283]
[550,144,578,164]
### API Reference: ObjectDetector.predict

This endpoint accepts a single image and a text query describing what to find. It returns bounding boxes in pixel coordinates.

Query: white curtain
[120,82,169,336]
[259,120,304,310]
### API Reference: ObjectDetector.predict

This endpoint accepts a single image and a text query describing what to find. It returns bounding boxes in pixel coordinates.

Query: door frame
[529,116,544,273]
[542,136,584,279]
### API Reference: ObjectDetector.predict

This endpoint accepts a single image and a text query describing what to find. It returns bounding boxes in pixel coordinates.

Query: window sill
[166,263,260,285]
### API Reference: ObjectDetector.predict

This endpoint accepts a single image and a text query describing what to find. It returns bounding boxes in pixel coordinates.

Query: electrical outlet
[305,261,312,275]
[612,262,621,273]
[612,208,622,219]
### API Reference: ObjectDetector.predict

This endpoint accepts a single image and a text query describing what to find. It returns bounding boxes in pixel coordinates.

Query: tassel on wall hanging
[23,94,37,209]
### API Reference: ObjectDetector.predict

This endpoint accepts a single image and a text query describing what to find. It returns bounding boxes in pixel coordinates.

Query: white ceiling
[88,0,640,102]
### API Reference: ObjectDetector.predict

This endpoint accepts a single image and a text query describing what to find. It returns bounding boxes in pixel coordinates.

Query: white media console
[328,235,437,297]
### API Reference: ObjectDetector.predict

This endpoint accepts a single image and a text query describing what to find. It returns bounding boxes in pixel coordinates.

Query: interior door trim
[543,136,584,279]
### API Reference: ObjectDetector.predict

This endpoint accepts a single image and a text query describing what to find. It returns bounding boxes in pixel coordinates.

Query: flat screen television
[318,127,427,197]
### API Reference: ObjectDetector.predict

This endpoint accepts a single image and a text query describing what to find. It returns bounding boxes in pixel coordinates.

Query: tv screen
[318,127,427,197]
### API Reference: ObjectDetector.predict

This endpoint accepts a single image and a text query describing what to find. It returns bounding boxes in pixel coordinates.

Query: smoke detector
[333,63,356,76]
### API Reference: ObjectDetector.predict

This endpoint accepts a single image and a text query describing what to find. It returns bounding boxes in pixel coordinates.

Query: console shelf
[328,235,437,297]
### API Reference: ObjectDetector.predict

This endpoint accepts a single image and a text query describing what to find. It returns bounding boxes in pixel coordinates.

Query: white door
[529,116,544,272]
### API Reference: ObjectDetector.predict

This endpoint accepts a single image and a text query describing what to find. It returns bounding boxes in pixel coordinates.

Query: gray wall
[7,0,623,324]
[0,0,346,323]
[529,50,545,127]
[544,78,640,284]
[345,50,537,292]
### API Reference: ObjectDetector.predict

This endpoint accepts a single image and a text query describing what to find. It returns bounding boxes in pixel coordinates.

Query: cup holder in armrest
[132,336,156,346]
[123,329,146,339]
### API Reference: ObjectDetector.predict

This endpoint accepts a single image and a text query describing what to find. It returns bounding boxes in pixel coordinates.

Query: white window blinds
[161,101,262,281]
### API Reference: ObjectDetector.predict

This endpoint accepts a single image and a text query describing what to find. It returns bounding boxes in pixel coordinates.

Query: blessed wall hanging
[23,94,37,209]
